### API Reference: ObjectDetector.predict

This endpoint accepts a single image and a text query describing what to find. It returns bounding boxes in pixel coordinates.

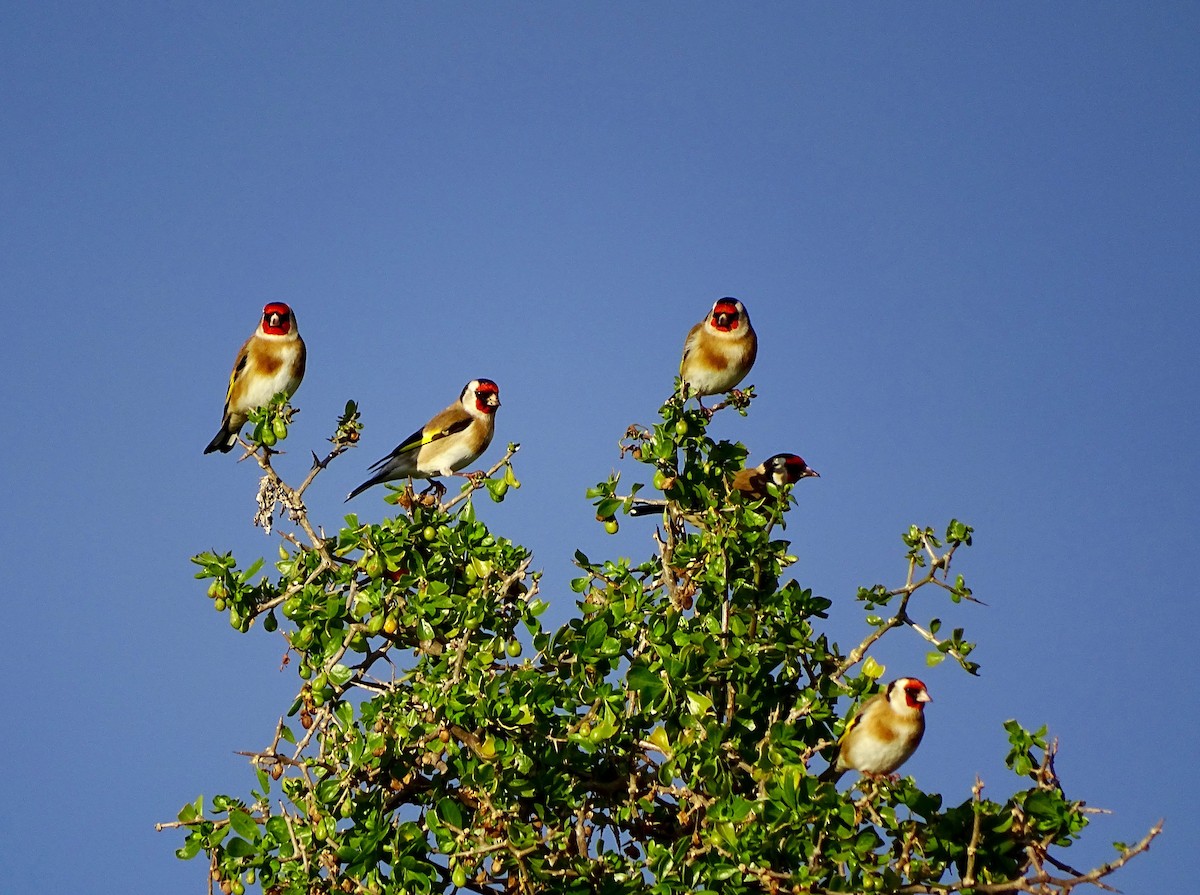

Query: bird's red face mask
[261,303,293,336]
[902,680,931,710]
[784,456,818,483]
[474,380,501,414]
[710,301,742,332]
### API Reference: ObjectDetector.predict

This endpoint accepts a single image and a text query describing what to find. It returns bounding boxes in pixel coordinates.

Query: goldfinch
[678,298,757,410]
[820,677,932,782]
[730,452,819,499]
[628,453,817,517]
[204,302,306,454]
[346,379,501,501]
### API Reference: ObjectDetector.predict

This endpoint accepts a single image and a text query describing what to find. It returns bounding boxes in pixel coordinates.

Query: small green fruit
[604,519,619,535]
[675,419,689,437]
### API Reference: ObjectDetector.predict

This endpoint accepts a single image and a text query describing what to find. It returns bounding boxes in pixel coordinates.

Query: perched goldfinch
[204,302,306,454]
[730,452,819,499]
[820,677,932,782]
[346,379,501,501]
[678,297,757,410]
[628,452,818,517]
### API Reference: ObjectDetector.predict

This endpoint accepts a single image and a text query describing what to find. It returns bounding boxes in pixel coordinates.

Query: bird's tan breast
[252,340,292,376]
[696,337,733,371]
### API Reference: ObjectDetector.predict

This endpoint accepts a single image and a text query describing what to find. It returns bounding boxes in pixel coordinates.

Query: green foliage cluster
[168,394,1154,895]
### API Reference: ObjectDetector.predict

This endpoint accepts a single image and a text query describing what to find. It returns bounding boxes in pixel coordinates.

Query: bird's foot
[419,479,447,500]
[725,386,754,413]
[861,772,901,784]
[458,469,487,487]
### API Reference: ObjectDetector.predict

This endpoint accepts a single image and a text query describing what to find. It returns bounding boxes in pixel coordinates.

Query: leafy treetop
[163,392,1158,895]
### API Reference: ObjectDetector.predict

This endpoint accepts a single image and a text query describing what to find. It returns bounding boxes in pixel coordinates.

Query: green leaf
[584,618,607,649]
[177,796,203,824]
[229,809,259,842]
[239,557,265,583]
[225,836,257,858]
[437,798,464,829]
[328,663,354,687]
[628,664,666,699]
[594,498,622,519]
[175,837,202,861]
[685,690,713,716]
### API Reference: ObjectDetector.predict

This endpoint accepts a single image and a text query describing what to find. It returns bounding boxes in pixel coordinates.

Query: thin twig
[964,777,984,887]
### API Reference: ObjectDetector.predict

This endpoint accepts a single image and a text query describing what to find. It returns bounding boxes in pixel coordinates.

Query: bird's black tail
[345,476,382,502]
[818,765,844,784]
[204,420,237,454]
[628,501,665,518]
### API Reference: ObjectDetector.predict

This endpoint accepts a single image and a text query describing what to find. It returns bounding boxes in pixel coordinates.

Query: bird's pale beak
[917,691,931,703]
[802,469,820,478]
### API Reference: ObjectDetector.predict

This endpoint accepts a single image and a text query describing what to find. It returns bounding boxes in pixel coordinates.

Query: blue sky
[1,4,1195,891]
